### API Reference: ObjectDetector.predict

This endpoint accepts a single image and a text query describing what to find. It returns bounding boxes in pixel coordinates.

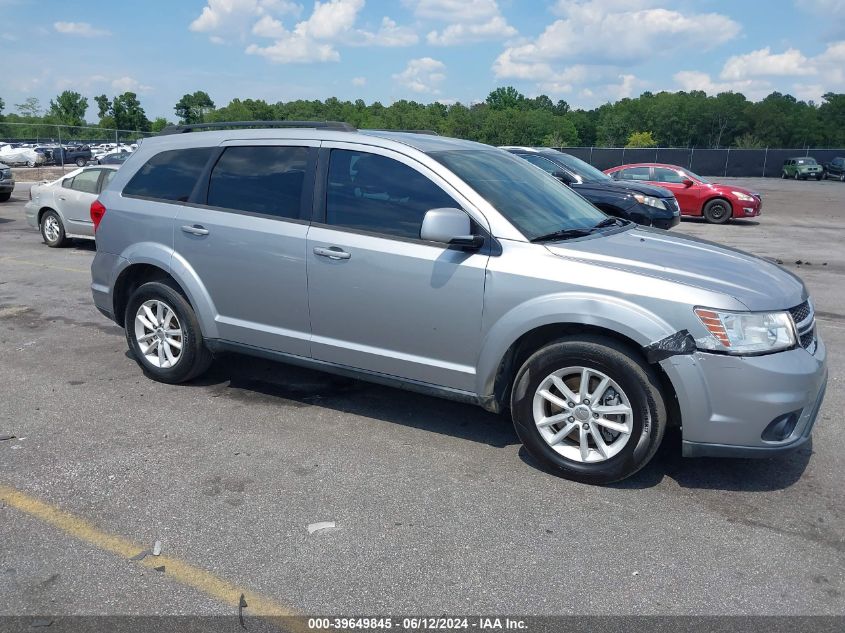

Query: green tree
[15,97,42,118]
[626,131,657,147]
[111,92,150,131]
[733,133,765,149]
[94,94,111,120]
[0,97,5,116]
[174,91,216,124]
[151,117,170,133]
[47,91,89,127]
[486,86,525,110]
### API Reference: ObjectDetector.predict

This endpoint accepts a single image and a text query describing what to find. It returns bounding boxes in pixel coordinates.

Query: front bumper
[661,336,828,457]
[0,180,13,193]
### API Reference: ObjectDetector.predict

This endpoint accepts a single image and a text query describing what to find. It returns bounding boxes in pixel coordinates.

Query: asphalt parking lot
[0,177,843,618]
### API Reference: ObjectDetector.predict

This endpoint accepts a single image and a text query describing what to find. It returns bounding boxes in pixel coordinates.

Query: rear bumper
[662,336,828,456]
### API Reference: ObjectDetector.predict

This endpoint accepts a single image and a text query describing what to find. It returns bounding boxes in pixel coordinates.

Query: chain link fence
[557,146,845,178]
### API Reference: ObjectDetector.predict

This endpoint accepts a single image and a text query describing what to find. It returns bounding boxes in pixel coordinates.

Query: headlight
[732,191,755,202]
[694,308,796,354]
[632,193,667,210]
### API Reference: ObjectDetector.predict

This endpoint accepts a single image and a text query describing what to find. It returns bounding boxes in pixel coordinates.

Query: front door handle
[181,224,209,236]
[313,246,351,260]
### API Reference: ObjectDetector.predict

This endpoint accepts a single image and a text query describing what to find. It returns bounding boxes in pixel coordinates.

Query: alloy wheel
[42,216,61,243]
[134,299,183,368]
[532,366,633,463]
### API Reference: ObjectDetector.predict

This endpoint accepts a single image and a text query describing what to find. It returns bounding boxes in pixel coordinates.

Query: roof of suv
[142,124,491,155]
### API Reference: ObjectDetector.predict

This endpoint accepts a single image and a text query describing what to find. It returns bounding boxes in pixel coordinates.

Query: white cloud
[53,21,110,37]
[111,76,153,93]
[721,48,813,80]
[411,0,517,46]
[245,0,417,63]
[674,41,845,102]
[393,57,446,94]
[352,76,367,86]
[190,0,301,38]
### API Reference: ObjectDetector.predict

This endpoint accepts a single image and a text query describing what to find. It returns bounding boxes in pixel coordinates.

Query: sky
[1,0,845,120]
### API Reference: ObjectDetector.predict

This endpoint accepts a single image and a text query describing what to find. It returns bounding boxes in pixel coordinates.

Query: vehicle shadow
[680,217,761,227]
[611,428,812,491]
[187,352,520,449]
[68,240,96,251]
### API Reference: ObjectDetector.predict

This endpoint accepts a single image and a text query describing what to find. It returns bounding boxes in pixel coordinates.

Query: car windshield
[796,158,817,165]
[430,149,607,240]
[547,151,611,183]
[681,168,710,184]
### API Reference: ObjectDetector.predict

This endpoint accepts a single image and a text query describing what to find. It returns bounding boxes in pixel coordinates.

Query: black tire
[124,280,213,384]
[794,171,800,180]
[816,175,823,181]
[40,210,68,247]
[840,173,845,182]
[0,192,11,202]
[75,157,87,167]
[702,198,731,224]
[510,336,667,484]
[781,171,787,179]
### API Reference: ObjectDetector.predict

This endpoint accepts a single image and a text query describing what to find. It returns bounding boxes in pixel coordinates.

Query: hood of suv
[577,178,672,199]
[545,226,805,311]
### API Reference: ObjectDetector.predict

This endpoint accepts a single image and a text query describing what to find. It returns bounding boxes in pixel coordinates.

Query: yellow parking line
[0,484,296,617]
[0,256,88,274]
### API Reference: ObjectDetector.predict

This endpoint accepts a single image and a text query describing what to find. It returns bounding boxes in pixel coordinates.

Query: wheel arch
[701,195,734,217]
[111,250,219,339]
[477,296,682,425]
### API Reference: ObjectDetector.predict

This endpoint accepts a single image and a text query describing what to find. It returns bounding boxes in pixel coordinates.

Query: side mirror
[682,178,694,188]
[420,208,483,250]
[552,171,574,185]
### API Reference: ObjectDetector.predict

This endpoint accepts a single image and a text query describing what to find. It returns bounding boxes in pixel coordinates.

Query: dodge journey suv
[90,122,828,484]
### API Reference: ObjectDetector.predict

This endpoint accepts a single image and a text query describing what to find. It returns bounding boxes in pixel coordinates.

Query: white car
[24,165,118,246]
[0,146,46,167]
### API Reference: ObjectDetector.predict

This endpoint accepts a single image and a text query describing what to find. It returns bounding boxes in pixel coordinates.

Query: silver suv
[90,122,828,484]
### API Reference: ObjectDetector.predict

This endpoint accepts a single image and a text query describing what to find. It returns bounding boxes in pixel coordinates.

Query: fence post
[589,146,594,166]
[621,147,626,165]
[655,147,659,163]
[689,147,694,170]
[762,147,768,178]
[57,125,65,173]
[724,147,730,177]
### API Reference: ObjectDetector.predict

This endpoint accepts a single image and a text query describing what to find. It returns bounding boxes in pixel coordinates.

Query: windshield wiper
[530,228,593,243]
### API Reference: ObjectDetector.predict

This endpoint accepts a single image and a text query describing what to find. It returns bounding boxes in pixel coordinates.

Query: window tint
[618,167,651,181]
[123,147,213,202]
[207,146,309,218]
[100,170,117,192]
[326,149,456,239]
[522,154,559,174]
[653,167,685,184]
[70,169,101,194]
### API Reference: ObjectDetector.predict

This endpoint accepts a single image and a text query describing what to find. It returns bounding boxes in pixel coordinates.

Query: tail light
[90,200,106,232]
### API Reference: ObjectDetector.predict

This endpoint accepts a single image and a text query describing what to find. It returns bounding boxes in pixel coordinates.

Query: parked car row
[0,142,136,167]
[780,156,845,181]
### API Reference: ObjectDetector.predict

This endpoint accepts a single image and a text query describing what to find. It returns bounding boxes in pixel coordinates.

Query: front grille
[789,301,816,351]
[665,197,680,214]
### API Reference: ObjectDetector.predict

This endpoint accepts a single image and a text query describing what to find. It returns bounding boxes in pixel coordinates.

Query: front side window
[522,154,559,174]
[70,169,101,194]
[123,147,214,202]
[207,146,309,219]
[431,149,605,240]
[618,167,651,181]
[653,167,685,184]
[326,149,456,239]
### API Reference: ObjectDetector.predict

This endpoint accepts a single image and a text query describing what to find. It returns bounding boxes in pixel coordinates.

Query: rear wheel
[781,171,787,179]
[703,198,731,224]
[40,210,68,247]
[794,171,800,180]
[125,280,213,384]
[75,157,87,167]
[840,173,845,182]
[510,336,667,484]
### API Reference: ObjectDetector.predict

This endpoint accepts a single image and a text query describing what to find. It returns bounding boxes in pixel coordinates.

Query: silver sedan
[25,166,118,247]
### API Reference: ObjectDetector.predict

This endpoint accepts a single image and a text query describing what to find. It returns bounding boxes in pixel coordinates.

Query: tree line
[2,86,844,148]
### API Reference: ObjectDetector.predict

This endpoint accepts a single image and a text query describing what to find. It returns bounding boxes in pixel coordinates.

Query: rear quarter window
[123,147,214,202]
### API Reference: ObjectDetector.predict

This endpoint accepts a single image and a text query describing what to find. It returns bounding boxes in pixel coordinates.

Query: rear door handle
[313,246,351,260]
[181,224,209,236]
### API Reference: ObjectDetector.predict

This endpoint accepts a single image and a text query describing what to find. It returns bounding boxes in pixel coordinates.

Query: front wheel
[510,336,667,484]
[125,280,212,384]
[840,173,845,182]
[703,198,731,224]
[75,157,87,167]
[794,171,800,180]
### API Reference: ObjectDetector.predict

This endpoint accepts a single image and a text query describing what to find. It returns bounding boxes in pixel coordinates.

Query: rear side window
[618,167,651,181]
[70,169,101,194]
[326,149,456,239]
[123,147,213,202]
[207,146,309,219]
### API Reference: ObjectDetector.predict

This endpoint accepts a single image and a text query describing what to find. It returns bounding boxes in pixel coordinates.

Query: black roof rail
[366,129,440,136]
[157,120,357,135]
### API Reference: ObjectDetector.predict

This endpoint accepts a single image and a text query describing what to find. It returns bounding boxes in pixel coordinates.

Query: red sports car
[604,163,761,224]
